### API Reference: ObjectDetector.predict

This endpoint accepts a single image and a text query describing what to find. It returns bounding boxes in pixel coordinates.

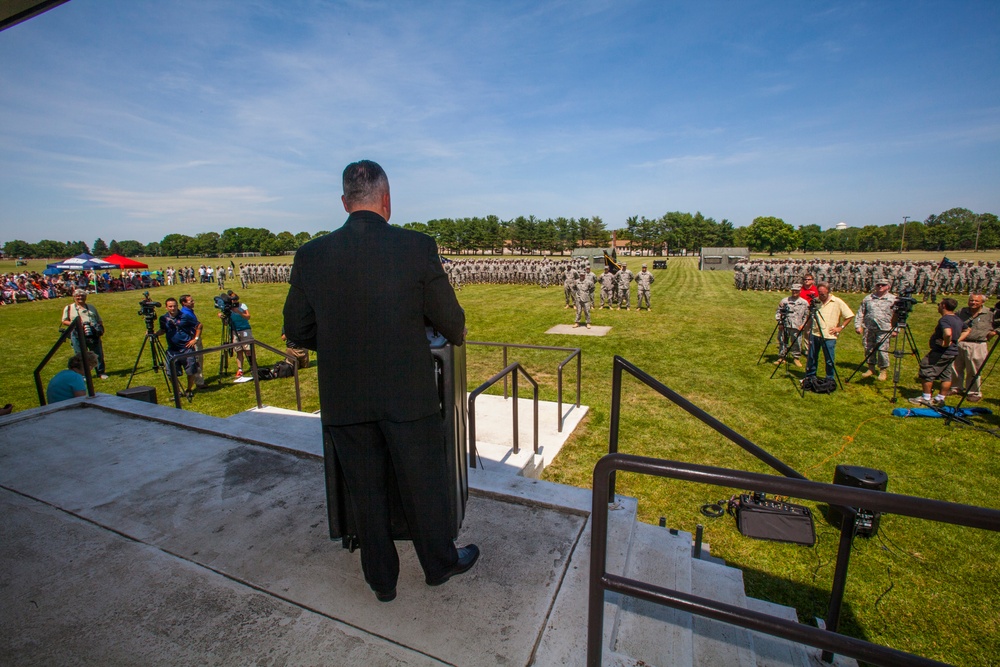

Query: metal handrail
[167,338,302,411]
[467,341,581,432]
[588,454,1000,667]
[35,317,95,405]
[467,362,538,468]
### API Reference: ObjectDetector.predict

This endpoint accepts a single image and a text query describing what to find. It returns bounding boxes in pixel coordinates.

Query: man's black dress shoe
[426,544,480,586]
[374,587,396,602]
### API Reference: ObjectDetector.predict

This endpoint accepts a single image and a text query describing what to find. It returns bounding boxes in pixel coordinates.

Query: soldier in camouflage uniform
[573,266,596,328]
[616,262,634,310]
[774,283,809,366]
[854,278,896,380]
[563,266,577,308]
[635,264,654,310]
[599,267,616,308]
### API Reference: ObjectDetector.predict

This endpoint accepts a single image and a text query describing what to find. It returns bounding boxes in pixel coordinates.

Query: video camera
[892,288,919,322]
[136,290,161,333]
[137,291,161,318]
[214,290,238,315]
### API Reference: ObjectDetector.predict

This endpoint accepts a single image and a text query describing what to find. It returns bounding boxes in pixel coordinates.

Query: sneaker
[967,394,982,403]
[185,390,194,402]
[908,396,931,406]
[99,374,109,380]
[572,323,580,328]
[235,369,244,379]
[932,397,946,408]
[948,388,962,396]
[793,359,803,368]
[586,323,591,329]
[877,371,887,381]
[774,359,784,366]
[861,369,874,379]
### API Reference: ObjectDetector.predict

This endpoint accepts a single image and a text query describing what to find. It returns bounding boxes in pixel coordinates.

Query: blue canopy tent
[46,253,118,272]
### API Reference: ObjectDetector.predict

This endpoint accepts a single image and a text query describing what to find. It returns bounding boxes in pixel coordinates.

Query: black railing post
[608,356,624,503]
[587,456,612,666]
[822,515,858,662]
[511,369,519,455]
[468,392,479,468]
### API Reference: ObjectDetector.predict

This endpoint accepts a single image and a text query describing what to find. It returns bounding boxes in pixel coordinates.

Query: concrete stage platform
[0,395,596,666]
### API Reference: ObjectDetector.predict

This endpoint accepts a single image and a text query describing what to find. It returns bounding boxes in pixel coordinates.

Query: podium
[322,332,469,547]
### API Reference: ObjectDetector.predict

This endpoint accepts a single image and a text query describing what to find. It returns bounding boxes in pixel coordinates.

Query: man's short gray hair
[342,160,389,208]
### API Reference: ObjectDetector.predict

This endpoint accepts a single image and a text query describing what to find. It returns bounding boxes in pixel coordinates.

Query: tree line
[2,208,997,259]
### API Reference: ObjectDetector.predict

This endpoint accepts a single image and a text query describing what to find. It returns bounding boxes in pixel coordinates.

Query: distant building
[699,247,749,271]
[835,222,848,231]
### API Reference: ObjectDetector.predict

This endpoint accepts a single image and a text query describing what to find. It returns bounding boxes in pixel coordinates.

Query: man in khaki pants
[951,294,996,402]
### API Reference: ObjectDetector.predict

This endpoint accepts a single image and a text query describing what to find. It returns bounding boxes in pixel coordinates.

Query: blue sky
[1,1,998,244]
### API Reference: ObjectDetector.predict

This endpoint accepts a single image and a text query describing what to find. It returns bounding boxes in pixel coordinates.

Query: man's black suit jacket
[283,210,465,426]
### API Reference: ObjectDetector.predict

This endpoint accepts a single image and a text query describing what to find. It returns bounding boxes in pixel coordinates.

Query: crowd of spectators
[0,269,164,305]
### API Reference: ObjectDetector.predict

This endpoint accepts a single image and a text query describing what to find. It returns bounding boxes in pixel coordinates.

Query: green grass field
[2,253,998,665]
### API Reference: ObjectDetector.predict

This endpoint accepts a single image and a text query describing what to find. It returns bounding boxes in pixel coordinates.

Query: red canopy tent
[102,254,148,269]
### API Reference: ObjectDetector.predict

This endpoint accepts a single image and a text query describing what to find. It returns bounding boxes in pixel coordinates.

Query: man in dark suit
[282,160,478,603]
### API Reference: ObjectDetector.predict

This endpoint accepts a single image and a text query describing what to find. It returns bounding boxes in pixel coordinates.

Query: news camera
[136,291,161,334]
[892,288,919,323]
[214,290,238,315]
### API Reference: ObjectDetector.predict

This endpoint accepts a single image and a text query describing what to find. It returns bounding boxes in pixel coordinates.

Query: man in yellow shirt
[805,282,854,381]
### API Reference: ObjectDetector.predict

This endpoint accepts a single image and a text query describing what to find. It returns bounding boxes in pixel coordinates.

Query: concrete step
[690,557,757,667]
[529,495,638,666]
[612,521,695,667]
[745,597,810,667]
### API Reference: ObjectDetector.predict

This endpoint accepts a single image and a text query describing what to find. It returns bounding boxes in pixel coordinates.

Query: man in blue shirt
[46,352,97,403]
[157,296,202,401]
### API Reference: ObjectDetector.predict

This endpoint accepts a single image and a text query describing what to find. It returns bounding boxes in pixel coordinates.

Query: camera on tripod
[214,291,238,315]
[892,289,919,322]
[137,291,161,319]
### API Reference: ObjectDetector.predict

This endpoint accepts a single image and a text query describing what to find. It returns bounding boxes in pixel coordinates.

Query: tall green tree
[744,216,799,255]
[92,238,109,255]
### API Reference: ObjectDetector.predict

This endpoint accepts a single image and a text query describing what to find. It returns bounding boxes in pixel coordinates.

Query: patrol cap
[641,263,647,268]
[875,278,890,285]
[73,288,88,297]
[791,283,802,290]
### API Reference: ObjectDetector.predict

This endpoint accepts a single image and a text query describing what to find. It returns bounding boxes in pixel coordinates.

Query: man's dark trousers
[328,414,457,592]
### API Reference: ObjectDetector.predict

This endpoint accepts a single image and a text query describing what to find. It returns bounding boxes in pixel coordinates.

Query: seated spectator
[46,352,98,404]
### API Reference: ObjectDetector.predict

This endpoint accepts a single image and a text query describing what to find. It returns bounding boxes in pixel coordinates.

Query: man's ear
[342,195,351,213]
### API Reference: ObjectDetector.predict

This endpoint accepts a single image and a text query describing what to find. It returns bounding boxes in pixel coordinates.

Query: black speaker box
[117,386,157,404]
[830,464,888,537]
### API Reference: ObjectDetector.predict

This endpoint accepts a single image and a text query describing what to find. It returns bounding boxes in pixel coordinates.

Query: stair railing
[34,317,95,405]
[467,362,538,468]
[600,355,1000,666]
[467,341,581,432]
[588,454,1000,667]
[167,338,302,411]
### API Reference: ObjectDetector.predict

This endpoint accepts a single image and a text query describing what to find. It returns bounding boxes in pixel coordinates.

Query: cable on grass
[803,415,892,474]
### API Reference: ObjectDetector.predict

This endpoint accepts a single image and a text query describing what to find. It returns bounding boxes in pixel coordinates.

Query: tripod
[847,321,920,403]
[219,311,233,376]
[800,304,845,394]
[127,315,171,394]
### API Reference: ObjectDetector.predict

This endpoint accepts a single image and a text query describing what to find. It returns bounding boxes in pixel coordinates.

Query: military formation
[735,258,1000,300]
[238,262,292,287]
[443,257,582,288]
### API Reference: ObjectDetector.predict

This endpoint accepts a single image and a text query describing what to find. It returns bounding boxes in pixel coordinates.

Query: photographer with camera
[217,291,253,379]
[774,283,809,367]
[61,289,108,380]
[855,279,896,381]
[157,297,202,401]
[909,298,968,407]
